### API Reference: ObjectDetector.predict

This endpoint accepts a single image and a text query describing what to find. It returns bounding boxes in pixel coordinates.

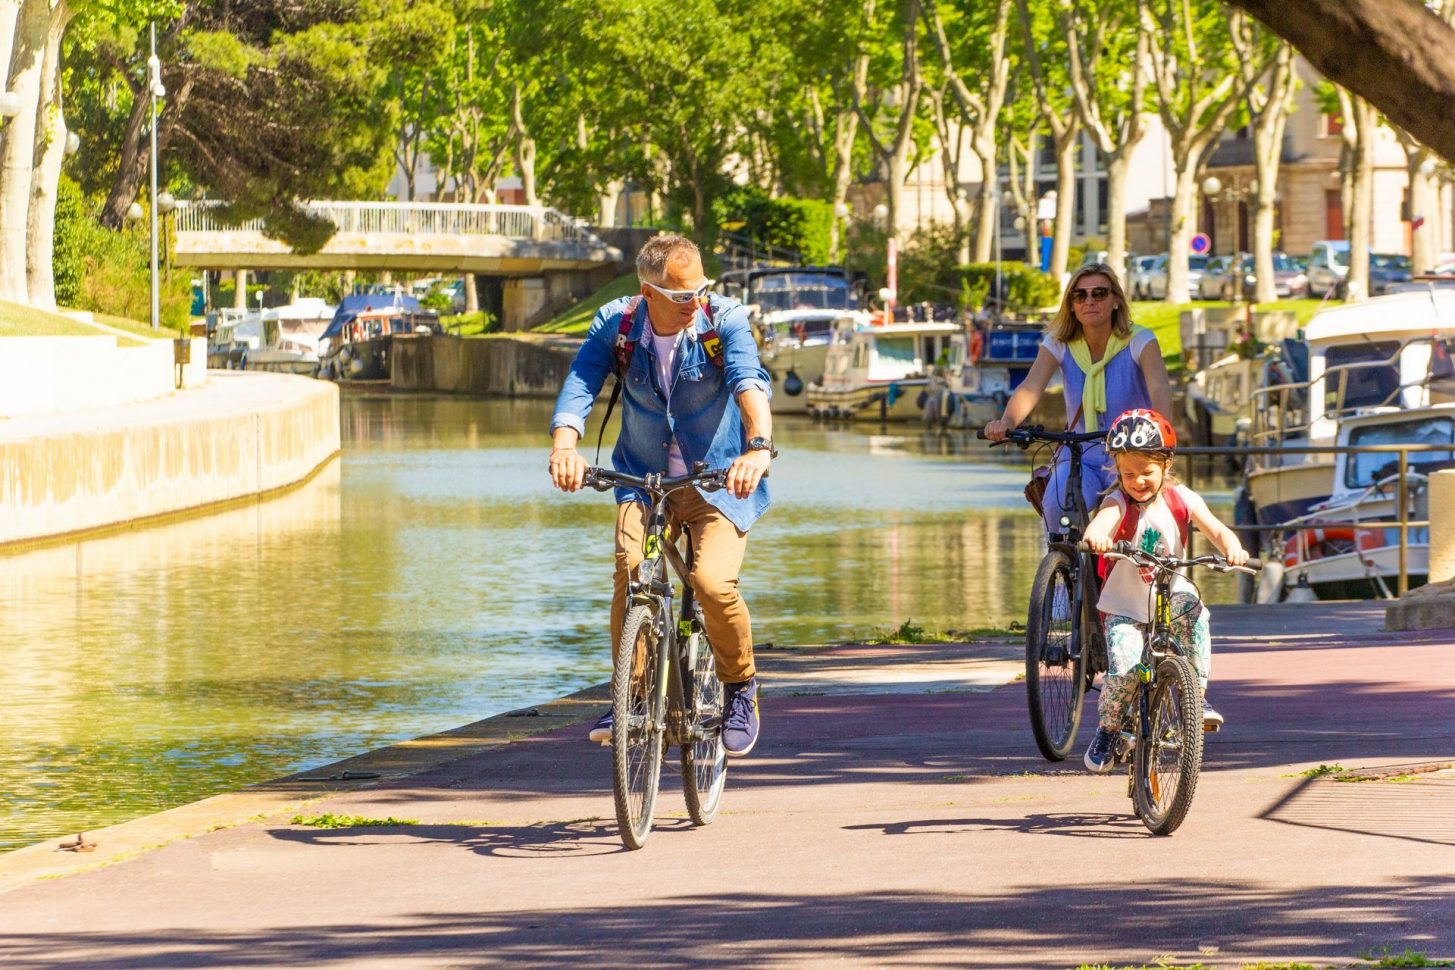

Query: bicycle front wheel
[1025,549,1086,761]
[1132,656,1204,835]
[680,606,727,825]
[613,603,666,850]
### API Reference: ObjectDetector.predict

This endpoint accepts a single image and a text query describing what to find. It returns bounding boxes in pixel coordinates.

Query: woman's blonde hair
[1049,262,1133,343]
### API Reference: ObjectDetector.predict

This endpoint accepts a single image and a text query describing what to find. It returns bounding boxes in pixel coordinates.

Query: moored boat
[806,320,960,421]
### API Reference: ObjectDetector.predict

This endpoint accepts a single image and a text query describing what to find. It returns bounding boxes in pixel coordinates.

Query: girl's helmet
[1105,408,1176,455]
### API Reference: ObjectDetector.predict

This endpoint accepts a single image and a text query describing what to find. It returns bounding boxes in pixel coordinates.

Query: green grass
[0,298,183,343]
[1284,763,1348,779]
[290,813,419,829]
[441,310,495,336]
[535,272,640,334]
[1129,298,1327,370]
[1360,949,1454,968]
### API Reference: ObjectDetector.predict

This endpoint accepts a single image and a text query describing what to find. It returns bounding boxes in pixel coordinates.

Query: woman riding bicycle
[1080,409,1248,773]
[983,263,1174,534]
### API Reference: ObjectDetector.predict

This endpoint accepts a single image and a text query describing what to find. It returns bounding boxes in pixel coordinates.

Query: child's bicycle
[1079,539,1261,835]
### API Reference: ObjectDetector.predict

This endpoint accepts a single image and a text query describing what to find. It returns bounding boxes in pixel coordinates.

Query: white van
[1307,240,1350,297]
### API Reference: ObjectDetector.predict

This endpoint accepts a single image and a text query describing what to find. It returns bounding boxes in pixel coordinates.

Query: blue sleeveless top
[1042,328,1157,431]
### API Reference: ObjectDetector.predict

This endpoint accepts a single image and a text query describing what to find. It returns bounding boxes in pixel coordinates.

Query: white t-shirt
[648,323,688,476]
[1096,484,1197,623]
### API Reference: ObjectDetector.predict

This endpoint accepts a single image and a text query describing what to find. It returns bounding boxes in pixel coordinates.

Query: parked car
[1198,252,1310,301]
[1306,240,1350,297]
[1129,254,1162,300]
[1326,252,1413,298]
[1144,253,1209,300]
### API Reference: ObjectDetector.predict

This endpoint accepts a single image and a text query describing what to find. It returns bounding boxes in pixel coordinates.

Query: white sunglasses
[644,279,714,304]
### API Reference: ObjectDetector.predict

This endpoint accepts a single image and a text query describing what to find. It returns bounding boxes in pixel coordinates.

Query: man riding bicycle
[548,233,775,757]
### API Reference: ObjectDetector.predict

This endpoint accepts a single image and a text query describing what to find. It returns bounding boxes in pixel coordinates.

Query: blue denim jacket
[551,294,772,531]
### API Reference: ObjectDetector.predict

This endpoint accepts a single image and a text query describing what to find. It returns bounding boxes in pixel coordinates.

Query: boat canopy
[1303,291,1455,345]
[321,293,423,340]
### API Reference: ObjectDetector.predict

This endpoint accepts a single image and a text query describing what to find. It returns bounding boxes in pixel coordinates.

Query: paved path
[1,603,1452,969]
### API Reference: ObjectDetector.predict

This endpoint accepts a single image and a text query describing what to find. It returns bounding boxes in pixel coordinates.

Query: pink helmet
[1105,408,1177,455]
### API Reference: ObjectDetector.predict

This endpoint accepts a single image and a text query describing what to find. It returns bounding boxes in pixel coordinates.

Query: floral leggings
[1098,592,1211,732]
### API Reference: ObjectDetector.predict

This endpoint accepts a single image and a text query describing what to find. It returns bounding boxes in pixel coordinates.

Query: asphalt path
[0,602,1451,969]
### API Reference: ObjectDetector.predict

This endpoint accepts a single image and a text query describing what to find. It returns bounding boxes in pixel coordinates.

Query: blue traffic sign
[1190,232,1211,255]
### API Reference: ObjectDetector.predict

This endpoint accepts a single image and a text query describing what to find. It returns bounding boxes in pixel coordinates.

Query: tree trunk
[1050,131,1077,280]
[463,272,478,313]
[1406,148,1437,273]
[101,90,149,229]
[1224,0,1455,166]
[1165,164,1200,304]
[1103,152,1131,284]
[25,0,73,309]
[0,1,21,81]
[598,179,623,226]
[829,110,856,261]
[970,124,999,263]
[234,268,247,309]
[511,83,538,208]
[1346,95,1375,301]
[0,0,46,302]
[1248,49,1294,304]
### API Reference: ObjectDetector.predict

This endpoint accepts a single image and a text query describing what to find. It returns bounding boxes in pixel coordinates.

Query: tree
[1059,0,1149,283]
[852,0,926,244]
[1331,86,1375,301]
[1142,0,1252,304]
[922,0,1012,263]
[1014,0,1080,280]
[1229,18,1297,303]
[1222,0,1455,166]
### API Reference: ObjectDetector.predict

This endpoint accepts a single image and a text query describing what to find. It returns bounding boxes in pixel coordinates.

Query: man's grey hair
[636,234,701,284]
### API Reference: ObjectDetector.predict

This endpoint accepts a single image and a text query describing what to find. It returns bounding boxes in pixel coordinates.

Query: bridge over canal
[174,201,628,329]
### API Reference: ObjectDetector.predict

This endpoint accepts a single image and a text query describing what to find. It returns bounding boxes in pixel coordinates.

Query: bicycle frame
[1041,434,1110,682]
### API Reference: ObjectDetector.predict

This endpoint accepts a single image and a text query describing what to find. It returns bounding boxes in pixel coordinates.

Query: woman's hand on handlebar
[982,417,1013,441]
[549,446,589,492]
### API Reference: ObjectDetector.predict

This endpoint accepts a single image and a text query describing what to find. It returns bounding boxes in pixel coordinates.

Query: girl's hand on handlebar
[1083,533,1113,554]
[1224,544,1250,567]
[983,418,1012,441]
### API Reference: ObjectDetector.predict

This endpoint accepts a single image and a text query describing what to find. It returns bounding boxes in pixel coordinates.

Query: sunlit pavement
[0,603,1452,969]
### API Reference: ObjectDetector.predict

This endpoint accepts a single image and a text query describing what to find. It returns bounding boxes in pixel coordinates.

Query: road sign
[1190,232,1211,255]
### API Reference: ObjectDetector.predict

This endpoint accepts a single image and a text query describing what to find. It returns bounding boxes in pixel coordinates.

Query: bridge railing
[175,201,601,245]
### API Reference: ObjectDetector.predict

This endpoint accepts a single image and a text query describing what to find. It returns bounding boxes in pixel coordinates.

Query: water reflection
[0,395,1234,851]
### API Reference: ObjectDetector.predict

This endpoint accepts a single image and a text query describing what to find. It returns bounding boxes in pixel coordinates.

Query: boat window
[1323,341,1400,412]
[1346,418,1455,488]
[852,342,868,370]
[874,337,917,364]
[749,272,857,311]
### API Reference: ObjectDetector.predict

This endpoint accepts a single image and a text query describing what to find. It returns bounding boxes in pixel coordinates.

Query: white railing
[175,200,600,245]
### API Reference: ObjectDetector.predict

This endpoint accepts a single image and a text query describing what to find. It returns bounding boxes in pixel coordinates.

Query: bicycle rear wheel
[1025,550,1086,761]
[680,606,726,825]
[1132,655,1204,835]
[613,603,666,850]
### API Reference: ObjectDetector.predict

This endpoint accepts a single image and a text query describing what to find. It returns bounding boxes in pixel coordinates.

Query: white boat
[923,318,1046,429]
[1243,291,1455,530]
[806,320,960,421]
[1269,406,1451,601]
[234,298,335,375]
[205,308,249,369]
[717,267,866,414]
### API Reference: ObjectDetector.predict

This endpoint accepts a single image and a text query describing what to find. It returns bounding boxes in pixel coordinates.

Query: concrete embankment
[0,371,339,546]
[388,332,578,397]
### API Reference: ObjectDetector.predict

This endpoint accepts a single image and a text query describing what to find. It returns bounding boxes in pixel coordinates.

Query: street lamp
[147,23,166,330]
[64,130,80,156]
[0,90,21,119]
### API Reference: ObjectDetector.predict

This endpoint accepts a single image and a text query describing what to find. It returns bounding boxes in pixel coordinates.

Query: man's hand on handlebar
[726,448,771,499]
[549,446,589,492]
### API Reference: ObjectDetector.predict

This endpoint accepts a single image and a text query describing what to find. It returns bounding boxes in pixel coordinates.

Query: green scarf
[1067,326,1144,431]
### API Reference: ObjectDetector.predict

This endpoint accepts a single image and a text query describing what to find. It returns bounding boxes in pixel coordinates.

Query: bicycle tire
[1025,549,1086,761]
[679,605,727,825]
[1132,655,1204,835]
[613,603,666,850]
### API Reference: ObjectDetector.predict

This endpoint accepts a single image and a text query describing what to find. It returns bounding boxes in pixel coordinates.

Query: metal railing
[175,200,602,245]
[1177,442,1455,598]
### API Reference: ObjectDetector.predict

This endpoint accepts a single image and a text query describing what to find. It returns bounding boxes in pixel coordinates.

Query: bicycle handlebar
[1077,539,1263,574]
[583,463,729,494]
[977,425,1105,448]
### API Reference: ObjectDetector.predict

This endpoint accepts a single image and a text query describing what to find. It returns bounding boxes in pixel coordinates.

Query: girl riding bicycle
[1080,409,1248,774]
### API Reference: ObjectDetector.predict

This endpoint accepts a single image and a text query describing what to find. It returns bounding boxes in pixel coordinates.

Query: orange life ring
[969,329,984,364]
[1282,527,1381,568]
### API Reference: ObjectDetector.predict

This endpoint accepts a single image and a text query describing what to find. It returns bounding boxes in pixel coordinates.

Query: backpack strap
[698,296,725,368]
[1162,484,1192,550]
[596,297,644,463]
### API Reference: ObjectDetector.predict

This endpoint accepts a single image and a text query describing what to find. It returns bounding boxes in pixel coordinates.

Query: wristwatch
[747,436,779,458]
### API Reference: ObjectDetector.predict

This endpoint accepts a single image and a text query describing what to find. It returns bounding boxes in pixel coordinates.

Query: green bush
[716,188,834,265]
[52,176,190,332]
[955,263,1060,310]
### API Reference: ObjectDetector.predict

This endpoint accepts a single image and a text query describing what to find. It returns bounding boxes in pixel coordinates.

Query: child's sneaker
[1083,727,1116,773]
[1203,702,1224,733]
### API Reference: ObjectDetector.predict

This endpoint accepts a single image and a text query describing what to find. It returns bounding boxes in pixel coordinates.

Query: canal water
[0,396,1237,851]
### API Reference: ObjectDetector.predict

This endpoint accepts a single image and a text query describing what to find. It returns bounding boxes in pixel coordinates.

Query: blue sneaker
[588,709,612,746]
[722,678,760,757]
[1083,727,1116,773]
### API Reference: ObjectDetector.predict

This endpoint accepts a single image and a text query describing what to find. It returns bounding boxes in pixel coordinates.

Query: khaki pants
[612,488,756,684]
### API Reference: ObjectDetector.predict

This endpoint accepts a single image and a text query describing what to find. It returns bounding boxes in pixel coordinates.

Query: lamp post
[873,203,893,323]
[1201,175,1222,254]
[147,24,165,330]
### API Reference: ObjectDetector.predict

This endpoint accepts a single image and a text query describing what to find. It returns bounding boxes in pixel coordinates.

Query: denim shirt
[550,294,772,531]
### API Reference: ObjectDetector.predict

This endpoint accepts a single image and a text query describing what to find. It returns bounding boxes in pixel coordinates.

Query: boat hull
[1246,460,1334,526]
[805,379,929,421]
[762,343,832,414]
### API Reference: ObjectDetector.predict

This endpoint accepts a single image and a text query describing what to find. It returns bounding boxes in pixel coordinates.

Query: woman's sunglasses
[645,279,715,304]
[1070,286,1111,304]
